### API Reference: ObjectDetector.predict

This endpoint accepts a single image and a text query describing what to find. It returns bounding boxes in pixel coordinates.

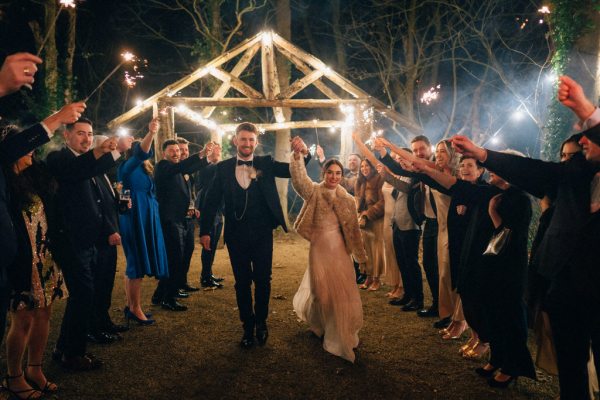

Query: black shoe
[356,273,367,285]
[475,366,499,378]
[211,275,224,282]
[240,332,255,349]
[433,316,452,329]
[180,284,200,292]
[487,375,517,388]
[401,299,424,312]
[161,299,188,311]
[175,290,190,299]
[417,306,439,318]
[106,323,130,333]
[87,332,117,344]
[256,323,268,346]
[389,296,411,306]
[201,279,224,289]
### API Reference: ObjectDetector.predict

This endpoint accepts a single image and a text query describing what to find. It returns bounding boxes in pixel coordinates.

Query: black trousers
[155,220,192,301]
[0,284,9,347]
[200,219,223,281]
[422,218,439,308]
[545,271,600,400]
[181,219,195,287]
[225,229,273,331]
[90,241,117,333]
[482,297,536,379]
[392,227,422,301]
[56,246,96,357]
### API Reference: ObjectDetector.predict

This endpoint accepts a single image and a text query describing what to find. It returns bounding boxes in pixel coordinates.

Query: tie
[237,160,252,166]
[391,189,399,199]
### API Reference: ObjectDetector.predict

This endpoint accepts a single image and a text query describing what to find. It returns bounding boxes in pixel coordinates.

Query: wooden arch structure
[107,31,422,160]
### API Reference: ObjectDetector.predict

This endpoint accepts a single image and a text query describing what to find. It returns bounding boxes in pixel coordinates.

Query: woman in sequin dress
[2,126,65,399]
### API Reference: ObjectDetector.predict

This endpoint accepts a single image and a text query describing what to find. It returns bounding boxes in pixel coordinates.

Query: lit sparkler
[420,84,441,105]
[365,129,384,148]
[538,6,551,14]
[36,0,78,57]
[83,51,139,102]
[312,119,320,146]
[123,56,148,88]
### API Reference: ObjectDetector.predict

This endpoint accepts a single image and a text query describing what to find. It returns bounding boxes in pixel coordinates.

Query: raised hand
[42,101,87,132]
[201,142,214,159]
[451,135,487,162]
[316,145,325,161]
[99,137,118,153]
[557,75,596,121]
[0,53,43,97]
[291,136,308,154]
[148,117,160,135]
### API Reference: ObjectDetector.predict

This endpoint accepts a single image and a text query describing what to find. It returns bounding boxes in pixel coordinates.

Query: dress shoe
[356,273,367,285]
[256,323,268,346]
[433,316,452,329]
[87,332,117,344]
[180,284,200,292]
[201,279,224,289]
[61,354,103,371]
[211,275,224,282]
[401,299,424,312]
[488,375,517,388]
[161,299,188,311]
[417,306,438,318]
[106,323,130,333]
[389,296,411,306]
[124,306,152,320]
[175,290,190,299]
[475,365,498,378]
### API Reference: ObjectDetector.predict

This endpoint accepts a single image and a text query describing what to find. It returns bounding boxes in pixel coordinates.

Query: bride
[290,147,367,363]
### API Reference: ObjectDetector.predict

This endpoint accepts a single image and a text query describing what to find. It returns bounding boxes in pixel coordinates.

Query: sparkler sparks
[84,50,140,102]
[123,55,148,88]
[538,6,551,14]
[420,84,441,105]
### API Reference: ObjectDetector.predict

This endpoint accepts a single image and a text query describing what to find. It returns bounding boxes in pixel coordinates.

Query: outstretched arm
[289,150,316,200]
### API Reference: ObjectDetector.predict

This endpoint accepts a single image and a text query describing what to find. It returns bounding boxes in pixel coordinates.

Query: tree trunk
[331,0,347,75]
[64,7,77,103]
[44,0,59,111]
[275,0,292,226]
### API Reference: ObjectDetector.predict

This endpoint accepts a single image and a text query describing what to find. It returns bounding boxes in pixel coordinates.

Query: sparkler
[365,129,384,148]
[83,51,137,102]
[312,119,320,146]
[420,84,441,105]
[538,5,551,14]
[36,0,77,57]
[124,57,148,88]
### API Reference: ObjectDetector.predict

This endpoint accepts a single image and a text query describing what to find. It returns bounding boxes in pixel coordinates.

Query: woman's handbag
[483,227,511,256]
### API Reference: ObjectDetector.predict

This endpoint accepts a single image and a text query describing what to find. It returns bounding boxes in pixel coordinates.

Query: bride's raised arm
[289,148,316,200]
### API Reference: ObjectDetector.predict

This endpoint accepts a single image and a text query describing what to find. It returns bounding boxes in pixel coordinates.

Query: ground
[2,233,559,400]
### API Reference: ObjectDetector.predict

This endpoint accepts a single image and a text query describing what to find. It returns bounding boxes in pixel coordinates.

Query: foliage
[544,0,599,161]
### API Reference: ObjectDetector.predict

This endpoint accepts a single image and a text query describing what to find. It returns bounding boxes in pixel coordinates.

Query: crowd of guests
[0,50,598,400]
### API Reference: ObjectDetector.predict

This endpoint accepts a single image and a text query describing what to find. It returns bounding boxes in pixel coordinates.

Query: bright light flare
[512,110,525,121]
[121,51,136,63]
[174,105,224,135]
[420,84,441,105]
[117,128,129,137]
[538,5,551,14]
[262,31,273,46]
[59,0,77,8]
[545,70,558,83]
[490,136,501,145]
[135,98,143,107]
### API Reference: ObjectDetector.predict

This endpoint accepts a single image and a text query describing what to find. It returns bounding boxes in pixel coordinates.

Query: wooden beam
[220,120,344,132]
[277,69,324,99]
[209,67,263,99]
[107,33,263,129]
[201,42,260,118]
[274,44,341,100]
[161,97,371,108]
[261,33,285,123]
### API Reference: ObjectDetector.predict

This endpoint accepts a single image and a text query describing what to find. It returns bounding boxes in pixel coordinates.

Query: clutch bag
[483,227,511,256]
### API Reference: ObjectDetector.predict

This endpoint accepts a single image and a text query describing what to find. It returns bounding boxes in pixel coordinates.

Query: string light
[174,104,224,136]
[261,31,273,46]
[135,98,143,107]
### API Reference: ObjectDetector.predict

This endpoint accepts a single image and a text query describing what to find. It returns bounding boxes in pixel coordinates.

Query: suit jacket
[46,147,117,251]
[199,154,311,238]
[96,174,119,240]
[0,123,51,286]
[481,150,600,287]
[154,154,208,224]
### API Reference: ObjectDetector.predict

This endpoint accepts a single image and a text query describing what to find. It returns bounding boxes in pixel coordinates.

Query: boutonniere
[248,167,262,180]
[183,174,190,181]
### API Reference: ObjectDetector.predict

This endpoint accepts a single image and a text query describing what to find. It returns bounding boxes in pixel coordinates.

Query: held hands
[95,137,118,158]
[0,53,43,97]
[373,138,387,158]
[451,135,486,162]
[557,75,596,121]
[200,235,211,251]
[291,136,308,155]
[200,142,214,159]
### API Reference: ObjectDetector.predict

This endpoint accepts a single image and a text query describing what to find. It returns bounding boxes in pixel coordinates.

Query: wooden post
[155,100,175,162]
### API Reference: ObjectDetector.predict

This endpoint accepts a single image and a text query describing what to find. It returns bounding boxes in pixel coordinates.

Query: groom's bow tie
[237,160,253,166]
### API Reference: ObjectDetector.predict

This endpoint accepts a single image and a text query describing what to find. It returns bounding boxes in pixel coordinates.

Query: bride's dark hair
[320,158,344,181]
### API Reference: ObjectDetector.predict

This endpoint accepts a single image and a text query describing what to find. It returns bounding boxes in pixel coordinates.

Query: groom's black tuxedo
[200,154,310,332]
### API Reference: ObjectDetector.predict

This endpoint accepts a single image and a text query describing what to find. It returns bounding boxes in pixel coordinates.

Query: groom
[200,122,309,348]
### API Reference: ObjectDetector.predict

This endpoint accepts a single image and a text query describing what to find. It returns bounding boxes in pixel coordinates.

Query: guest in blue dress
[118,119,167,325]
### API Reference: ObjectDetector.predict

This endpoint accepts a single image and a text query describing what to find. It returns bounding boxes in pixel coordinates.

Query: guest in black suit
[152,139,210,311]
[46,119,120,371]
[452,74,600,397]
[176,137,200,293]
[200,122,309,348]
[0,104,84,353]
[195,142,224,289]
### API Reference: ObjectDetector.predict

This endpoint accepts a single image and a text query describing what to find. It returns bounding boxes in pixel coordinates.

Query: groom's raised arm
[199,166,223,240]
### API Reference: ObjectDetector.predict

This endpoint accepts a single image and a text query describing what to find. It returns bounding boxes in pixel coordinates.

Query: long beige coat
[290,155,367,264]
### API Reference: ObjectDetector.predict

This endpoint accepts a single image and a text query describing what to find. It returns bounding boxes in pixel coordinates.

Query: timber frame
[107,31,422,160]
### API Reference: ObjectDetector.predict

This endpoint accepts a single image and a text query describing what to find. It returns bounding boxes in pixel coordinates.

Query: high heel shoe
[124,306,152,320]
[463,342,489,360]
[359,277,373,290]
[124,309,155,326]
[442,321,467,340]
[367,279,381,291]
[2,372,43,400]
[475,365,498,378]
[459,338,476,355]
[25,364,58,394]
[488,375,517,388]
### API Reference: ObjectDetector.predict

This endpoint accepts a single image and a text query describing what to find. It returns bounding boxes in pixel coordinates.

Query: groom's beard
[237,148,254,158]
